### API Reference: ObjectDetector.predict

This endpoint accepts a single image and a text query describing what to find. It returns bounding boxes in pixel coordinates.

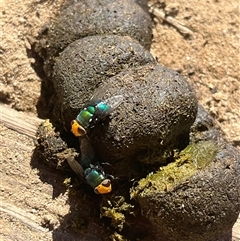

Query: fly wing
[93,94,124,119]
[87,83,124,124]
[90,83,124,105]
[66,152,85,179]
[90,83,111,102]
[102,95,124,111]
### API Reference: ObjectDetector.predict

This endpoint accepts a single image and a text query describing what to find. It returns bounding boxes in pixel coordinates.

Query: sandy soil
[0,0,239,240]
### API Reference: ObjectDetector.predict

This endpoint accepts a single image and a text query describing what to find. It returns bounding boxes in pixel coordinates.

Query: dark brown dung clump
[35,0,240,240]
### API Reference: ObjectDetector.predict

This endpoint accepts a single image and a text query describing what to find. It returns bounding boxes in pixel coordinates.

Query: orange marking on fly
[71,120,87,137]
[94,179,112,194]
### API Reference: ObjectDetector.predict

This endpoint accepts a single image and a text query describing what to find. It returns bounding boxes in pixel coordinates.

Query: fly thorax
[84,168,105,188]
[76,106,95,128]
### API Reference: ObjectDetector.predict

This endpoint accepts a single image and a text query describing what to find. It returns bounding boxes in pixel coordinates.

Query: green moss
[110,232,128,241]
[131,141,218,196]
[63,177,71,186]
[100,196,134,231]
[180,140,218,169]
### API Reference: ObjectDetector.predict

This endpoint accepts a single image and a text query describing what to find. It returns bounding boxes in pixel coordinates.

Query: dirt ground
[0,0,239,240]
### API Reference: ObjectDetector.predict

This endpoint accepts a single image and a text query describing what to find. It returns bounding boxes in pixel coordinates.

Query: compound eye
[102,179,111,187]
[71,120,87,137]
[77,126,87,136]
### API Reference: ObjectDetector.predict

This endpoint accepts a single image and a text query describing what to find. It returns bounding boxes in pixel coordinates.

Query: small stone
[212,92,223,101]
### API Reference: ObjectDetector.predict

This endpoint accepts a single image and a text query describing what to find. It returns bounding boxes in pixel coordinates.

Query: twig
[149,6,193,36]
[0,104,42,139]
[0,202,48,232]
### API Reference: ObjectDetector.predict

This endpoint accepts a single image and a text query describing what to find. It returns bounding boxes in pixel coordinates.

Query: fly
[66,137,112,194]
[71,84,124,137]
